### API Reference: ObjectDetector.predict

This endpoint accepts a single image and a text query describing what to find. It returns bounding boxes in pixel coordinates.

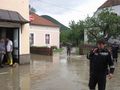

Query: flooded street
[0,50,120,90]
[30,54,89,90]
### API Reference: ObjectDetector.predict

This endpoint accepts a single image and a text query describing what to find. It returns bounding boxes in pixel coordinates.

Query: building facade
[30,13,60,48]
[96,0,120,16]
[96,0,120,44]
[84,0,120,44]
[0,0,30,64]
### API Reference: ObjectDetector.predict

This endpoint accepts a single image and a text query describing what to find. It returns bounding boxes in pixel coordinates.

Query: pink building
[30,12,60,48]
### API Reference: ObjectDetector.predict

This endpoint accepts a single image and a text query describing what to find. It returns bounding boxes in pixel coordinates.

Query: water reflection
[30,54,90,90]
[19,65,30,90]
[30,54,120,90]
[0,54,120,90]
[0,66,20,90]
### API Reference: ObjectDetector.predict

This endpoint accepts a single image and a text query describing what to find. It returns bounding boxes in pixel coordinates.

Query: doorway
[0,27,19,63]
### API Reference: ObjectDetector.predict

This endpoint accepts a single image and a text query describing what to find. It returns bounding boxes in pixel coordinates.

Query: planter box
[30,47,53,56]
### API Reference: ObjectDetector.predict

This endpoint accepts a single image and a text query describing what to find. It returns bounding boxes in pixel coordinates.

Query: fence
[30,47,53,56]
[79,44,94,55]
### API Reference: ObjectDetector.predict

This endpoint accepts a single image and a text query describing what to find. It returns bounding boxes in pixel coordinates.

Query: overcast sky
[30,0,107,26]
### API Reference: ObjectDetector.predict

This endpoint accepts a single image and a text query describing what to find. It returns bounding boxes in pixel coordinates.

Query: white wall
[0,0,30,55]
[110,5,120,15]
[30,25,60,48]
[0,0,29,19]
[95,5,120,16]
[84,29,88,44]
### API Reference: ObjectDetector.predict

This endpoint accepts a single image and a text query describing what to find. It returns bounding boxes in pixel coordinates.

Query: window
[30,33,34,46]
[45,34,50,44]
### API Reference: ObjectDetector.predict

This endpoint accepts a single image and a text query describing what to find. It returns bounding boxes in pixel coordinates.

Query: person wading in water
[87,40,115,90]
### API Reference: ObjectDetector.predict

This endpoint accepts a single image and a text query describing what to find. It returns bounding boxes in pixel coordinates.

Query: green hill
[41,15,69,31]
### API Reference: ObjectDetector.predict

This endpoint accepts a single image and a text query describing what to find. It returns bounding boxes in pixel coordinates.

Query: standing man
[67,45,71,56]
[0,38,6,68]
[87,40,115,90]
[6,38,13,66]
[111,42,119,62]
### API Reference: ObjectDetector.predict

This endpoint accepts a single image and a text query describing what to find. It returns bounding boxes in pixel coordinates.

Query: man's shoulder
[103,48,111,54]
[8,40,13,45]
[10,40,12,43]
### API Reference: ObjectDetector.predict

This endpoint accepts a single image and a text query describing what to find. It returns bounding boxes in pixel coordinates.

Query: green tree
[29,5,36,13]
[60,30,71,44]
[69,20,84,46]
[85,9,120,42]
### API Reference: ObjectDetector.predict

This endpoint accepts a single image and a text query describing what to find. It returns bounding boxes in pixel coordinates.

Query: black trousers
[0,53,4,66]
[67,50,71,56]
[89,73,106,90]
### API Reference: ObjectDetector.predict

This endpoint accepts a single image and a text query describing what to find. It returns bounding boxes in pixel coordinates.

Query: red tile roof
[30,12,59,27]
[99,0,120,9]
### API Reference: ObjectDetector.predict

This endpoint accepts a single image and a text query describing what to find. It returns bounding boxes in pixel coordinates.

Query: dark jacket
[111,44,119,58]
[0,42,5,53]
[87,48,115,75]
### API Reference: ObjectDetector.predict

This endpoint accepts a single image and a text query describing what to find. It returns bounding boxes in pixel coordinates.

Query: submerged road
[0,50,120,90]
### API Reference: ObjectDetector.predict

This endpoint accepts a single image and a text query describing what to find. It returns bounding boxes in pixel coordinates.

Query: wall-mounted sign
[29,15,34,21]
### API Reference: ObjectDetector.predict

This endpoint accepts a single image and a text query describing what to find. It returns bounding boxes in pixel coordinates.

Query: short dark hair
[97,40,105,45]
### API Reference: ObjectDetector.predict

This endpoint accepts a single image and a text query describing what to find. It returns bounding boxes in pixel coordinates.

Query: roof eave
[0,19,29,24]
[30,23,60,27]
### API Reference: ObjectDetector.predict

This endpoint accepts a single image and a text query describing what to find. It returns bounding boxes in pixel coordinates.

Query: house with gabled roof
[96,0,120,15]
[93,0,120,44]
[85,0,120,44]
[99,0,120,9]
[30,12,60,48]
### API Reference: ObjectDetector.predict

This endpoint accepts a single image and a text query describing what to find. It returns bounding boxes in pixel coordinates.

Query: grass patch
[53,48,64,53]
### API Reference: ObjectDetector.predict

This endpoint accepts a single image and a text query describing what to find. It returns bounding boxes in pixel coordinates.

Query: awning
[0,9,29,24]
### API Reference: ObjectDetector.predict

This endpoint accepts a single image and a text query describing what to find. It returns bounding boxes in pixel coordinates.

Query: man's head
[97,40,106,49]
[0,38,5,43]
[6,38,10,41]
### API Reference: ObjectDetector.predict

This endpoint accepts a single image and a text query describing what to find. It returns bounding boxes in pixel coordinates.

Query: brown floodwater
[0,51,120,90]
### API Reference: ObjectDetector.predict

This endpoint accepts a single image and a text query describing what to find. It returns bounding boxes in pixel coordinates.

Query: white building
[0,0,30,64]
[97,0,120,15]
[96,0,120,44]
[84,0,120,44]
[30,12,60,48]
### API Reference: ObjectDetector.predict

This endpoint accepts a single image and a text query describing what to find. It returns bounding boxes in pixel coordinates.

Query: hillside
[41,15,69,31]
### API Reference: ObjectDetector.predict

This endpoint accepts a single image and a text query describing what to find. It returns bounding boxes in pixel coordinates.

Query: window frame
[30,33,35,46]
[45,34,50,45]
